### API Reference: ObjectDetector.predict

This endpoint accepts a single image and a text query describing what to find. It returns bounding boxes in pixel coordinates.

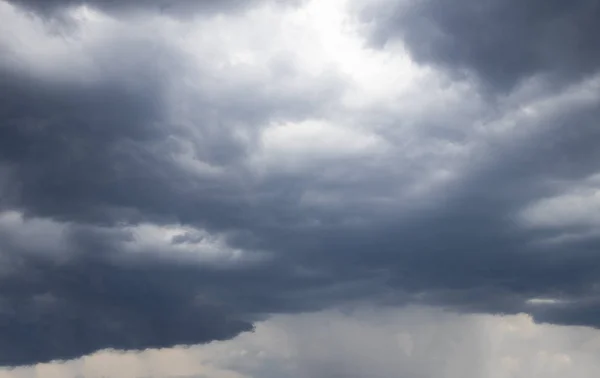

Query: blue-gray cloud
[5,0,302,18]
[359,0,600,92]
[1,0,600,367]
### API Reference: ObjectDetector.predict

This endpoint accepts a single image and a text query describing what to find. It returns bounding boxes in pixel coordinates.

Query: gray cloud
[2,0,600,368]
[0,246,254,366]
[0,7,357,364]
[359,0,600,92]
[6,0,302,18]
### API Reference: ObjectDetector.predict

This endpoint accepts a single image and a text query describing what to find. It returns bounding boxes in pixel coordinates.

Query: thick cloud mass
[0,250,254,366]
[361,0,600,91]
[2,0,600,368]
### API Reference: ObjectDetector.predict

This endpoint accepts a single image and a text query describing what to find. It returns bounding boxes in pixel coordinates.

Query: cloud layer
[1,0,600,368]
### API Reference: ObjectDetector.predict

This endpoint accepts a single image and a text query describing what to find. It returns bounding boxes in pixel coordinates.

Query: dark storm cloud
[0,215,382,366]
[0,23,341,229]
[3,0,600,368]
[0,227,254,366]
[0,50,187,225]
[258,91,600,322]
[6,0,302,18]
[532,298,600,328]
[0,9,352,365]
[359,0,600,91]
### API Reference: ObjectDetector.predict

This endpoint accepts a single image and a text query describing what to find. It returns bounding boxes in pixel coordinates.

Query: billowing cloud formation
[0,231,254,366]
[359,0,600,91]
[1,0,600,368]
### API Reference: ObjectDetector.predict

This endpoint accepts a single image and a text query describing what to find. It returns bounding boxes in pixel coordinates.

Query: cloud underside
[362,0,600,92]
[1,0,600,367]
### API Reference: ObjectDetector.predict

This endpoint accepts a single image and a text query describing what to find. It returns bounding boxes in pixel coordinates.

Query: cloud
[358,0,600,92]
[0,212,256,366]
[2,0,600,368]
[5,0,302,19]
[6,307,600,378]
[0,1,345,365]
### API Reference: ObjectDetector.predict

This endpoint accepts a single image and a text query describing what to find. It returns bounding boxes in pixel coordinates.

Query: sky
[0,0,600,377]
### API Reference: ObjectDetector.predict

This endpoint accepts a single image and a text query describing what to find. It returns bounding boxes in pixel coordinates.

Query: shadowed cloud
[2,0,600,368]
[359,0,600,92]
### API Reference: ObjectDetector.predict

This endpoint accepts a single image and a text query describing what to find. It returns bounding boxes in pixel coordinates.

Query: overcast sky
[1,0,600,377]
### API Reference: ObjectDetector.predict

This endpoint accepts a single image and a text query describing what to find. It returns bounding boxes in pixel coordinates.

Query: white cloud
[253,119,386,173]
[521,187,600,230]
[122,223,266,266]
[519,172,600,245]
[0,211,262,269]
